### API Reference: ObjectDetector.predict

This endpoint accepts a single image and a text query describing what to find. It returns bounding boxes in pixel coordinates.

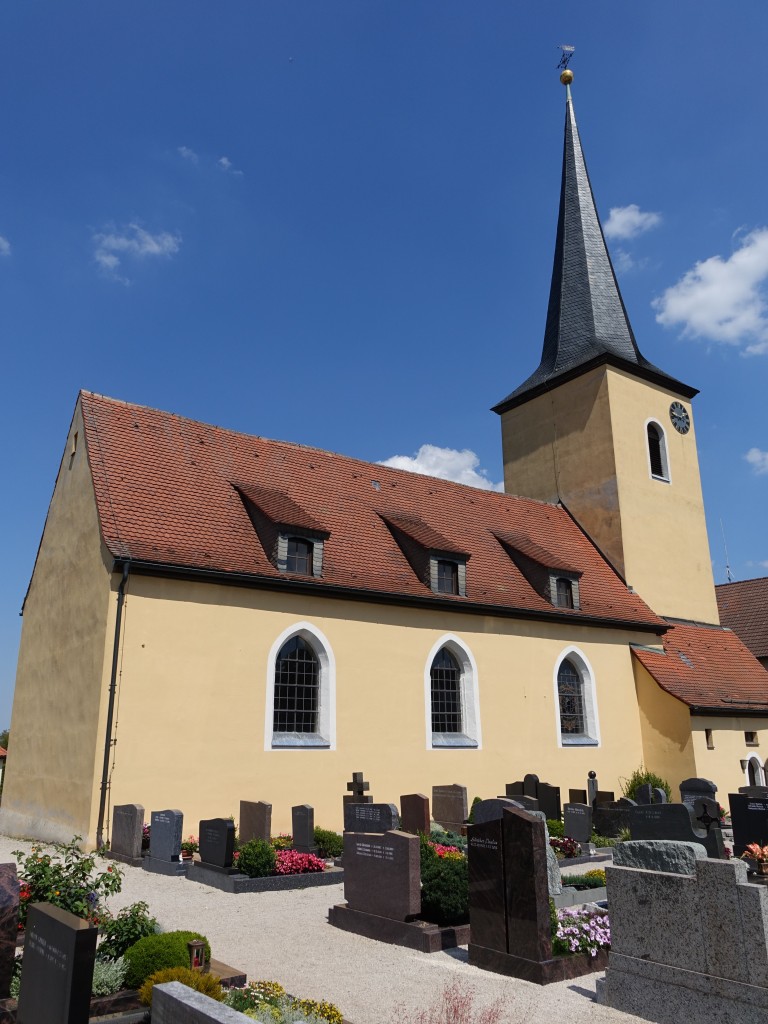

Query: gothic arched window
[557,658,585,736]
[273,635,319,734]
[430,647,463,734]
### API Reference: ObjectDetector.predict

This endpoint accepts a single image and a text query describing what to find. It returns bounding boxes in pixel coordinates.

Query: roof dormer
[233,481,329,577]
[494,531,582,610]
[380,513,469,597]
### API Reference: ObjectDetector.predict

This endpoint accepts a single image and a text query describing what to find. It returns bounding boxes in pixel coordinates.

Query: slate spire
[493,82,694,415]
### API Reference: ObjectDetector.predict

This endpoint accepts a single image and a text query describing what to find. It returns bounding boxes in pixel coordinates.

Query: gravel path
[1,836,640,1024]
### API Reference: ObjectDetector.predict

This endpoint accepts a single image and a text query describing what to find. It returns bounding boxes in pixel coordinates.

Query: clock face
[669,401,690,435]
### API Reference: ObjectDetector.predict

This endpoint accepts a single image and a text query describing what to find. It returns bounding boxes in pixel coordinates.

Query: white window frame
[553,646,600,748]
[424,634,482,750]
[264,621,336,750]
[645,418,671,484]
[745,754,766,787]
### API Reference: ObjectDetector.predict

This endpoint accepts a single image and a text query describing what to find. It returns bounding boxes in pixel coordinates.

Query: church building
[4,74,767,847]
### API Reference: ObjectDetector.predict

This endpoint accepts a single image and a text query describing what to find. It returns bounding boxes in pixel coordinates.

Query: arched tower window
[647,422,670,482]
[273,636,319,734]
[430,648,462,734]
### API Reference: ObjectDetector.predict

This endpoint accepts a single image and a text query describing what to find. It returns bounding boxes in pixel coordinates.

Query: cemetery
[4,768,768,1023]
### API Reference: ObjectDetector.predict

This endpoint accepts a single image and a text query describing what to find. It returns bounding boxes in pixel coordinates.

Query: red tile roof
[632,620,768,712]
[716,578,768,662]
[80,391,665,630]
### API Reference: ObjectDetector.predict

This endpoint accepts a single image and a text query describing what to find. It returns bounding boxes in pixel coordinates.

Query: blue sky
[2,3,767,728]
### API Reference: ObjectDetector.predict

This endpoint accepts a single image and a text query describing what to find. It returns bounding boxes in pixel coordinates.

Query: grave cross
[693,799,720,834]
[346,772,370,800]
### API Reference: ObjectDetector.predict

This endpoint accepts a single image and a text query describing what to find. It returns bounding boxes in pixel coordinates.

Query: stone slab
[342,830,419,920]
[291,804,316,854]
[432,785,467,832]
[343,802,399,834]
[187,862,343,893]
[199,818,236,870]
[629,802,725,858]
[613,840,707,875]
[239,801,272,845]
[109,804,144,865]
[148,809,183,862]
[153,981,255,1024]
[563,802,592,844]
[730,793,768,858]
[399,793,430,835]
[597,950,768,1023]
[328,904,469,953]
[468,818,507,952]
[142,857,188,876]
[468,943,608,985]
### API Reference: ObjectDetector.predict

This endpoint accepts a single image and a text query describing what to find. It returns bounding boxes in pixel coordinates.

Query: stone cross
[344,771,372,806]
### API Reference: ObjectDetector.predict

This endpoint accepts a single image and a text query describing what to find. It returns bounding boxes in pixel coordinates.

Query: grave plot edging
[328,903,470,953]
[468,943,608,984]
[187,863,343,893]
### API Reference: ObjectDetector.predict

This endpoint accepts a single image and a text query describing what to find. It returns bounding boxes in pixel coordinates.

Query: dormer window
[555,577,574,609]
[436,559,459,595]
[286,537,313,575]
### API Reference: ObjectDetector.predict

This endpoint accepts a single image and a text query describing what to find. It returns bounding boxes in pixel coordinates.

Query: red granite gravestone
[239,800,272,844]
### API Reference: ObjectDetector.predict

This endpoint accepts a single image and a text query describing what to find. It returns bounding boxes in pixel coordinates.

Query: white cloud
[653,228,768,355]
[218,155,243,176]
[604,204,662,241]
[92,223,181,282]
[378,444,503,491]
[0,236,10,256]
[178,146,199,164]
[745,448,768,475]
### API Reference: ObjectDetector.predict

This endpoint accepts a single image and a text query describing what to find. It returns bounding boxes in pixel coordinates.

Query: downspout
[96,561,130,849]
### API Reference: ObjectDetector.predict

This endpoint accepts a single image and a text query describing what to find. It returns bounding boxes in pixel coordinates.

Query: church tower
[494,72,718,623]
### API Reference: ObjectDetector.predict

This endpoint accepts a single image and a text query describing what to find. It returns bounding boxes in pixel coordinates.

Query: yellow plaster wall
[690,716,768,797]
[632,660,696,789]
[106,575,654,837]
[606,369,718,623]
[0,402,113,844]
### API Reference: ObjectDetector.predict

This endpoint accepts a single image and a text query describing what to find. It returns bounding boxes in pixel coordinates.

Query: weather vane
[556,45,575,71]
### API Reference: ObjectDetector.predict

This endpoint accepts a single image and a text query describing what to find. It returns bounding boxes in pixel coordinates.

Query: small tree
[620,765,672,803]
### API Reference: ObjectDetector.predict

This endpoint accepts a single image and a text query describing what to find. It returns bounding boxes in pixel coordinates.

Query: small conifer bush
[138,966,223,1005]
[123,930,210,989]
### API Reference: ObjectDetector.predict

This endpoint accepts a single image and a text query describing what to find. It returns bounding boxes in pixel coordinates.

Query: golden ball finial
[560,69,573,86]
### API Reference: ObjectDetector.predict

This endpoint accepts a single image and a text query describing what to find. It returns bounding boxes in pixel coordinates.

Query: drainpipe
[95,561,130,849]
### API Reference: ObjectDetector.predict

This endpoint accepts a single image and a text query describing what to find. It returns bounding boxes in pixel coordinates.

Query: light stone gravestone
[144,809,187,875]
[108,803,144,866]
[239,800,271,845]
[597,841,768,1023]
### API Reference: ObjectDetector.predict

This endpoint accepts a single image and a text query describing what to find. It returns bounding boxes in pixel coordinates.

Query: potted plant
[741,843,768,874]
[180,835,199,860]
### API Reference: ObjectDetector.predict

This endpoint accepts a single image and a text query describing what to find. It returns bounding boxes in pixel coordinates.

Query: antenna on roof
[719,517,734,583]
[556,44,575,70]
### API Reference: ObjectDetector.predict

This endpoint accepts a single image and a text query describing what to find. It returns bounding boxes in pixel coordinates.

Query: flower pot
[757,862,768,875]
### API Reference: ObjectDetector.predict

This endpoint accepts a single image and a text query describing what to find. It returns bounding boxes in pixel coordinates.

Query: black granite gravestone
[593,798,636,838]
[0,864,18,998]
[344,802,399,834]
[239,801,271,844]
[292,804,317,854]
[144,809,186,875]
[692,797,721,834]
[505,775,561,821]
[635,784,653,805]
[569,788,587,804]
[199,818,236,871]
[738,786,768,797]
[342,830,420,920]
[400,793,430,835]
[563,802,593,844]
[17,903,97,1024]
[109,804,144,866]
[432,785,468,832]
[729,793,768,858]
[629,803,725,858]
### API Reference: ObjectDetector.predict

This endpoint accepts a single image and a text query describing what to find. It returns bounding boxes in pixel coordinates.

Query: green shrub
[591,832,617,848]
[313,828,343,859]
[238,839,276,878]
[467,797,482,824]
[548,897,558,938]
[123,930,210,989]
[546,818,565,838]
[620,765,672,803]
[92,956,128,996]
[98,900,157,959]
[13,837,122,926]
[561,870,606,889]
[139,966,223,1006]
[428,827,467,854]
[420,851,469,926]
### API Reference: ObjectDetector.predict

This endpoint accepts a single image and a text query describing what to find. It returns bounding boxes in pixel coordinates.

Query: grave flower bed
[552,905,611,959]
[549,836,581,859]
[224,980,344,1023]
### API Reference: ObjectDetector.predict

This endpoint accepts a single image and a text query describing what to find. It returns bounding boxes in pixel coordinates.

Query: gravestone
[635,783,653,805]
[569,788,587,804]
[729,793,768,858]
[108,803,144,866]
[144,809,186,875]
[593,797,636,838]
[474,798,521,826]
[344,802,399,834]
[341,830,420,920]
[684,774,720,806]
[563,802,593,844]
[344,771,372,807]
[653,787,668,804]
[629,802,725,859]
[596,789,615,805]
[739,786,768,797]
[292,804,317,854]
[468,807,593,984]
[504,792,539,811]
[587,772,599,807]
[505,775,561,821]
[692,797,721,834]
[432,784,468,833]
[17,902,97,1024]
[239,801,271,845]
[473,800,560,895]
[198,818,236,871]
[0,864,18,998]
[400,793,430,835]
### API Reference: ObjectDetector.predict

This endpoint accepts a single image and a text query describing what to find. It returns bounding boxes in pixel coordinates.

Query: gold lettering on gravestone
[353,840,395,862]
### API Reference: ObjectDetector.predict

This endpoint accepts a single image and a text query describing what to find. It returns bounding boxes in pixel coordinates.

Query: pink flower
[274,850,326,875]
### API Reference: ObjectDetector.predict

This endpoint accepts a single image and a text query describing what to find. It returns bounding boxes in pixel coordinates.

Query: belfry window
[557,659,585,736]
[273,636,319,734]
[647,422,669,481]
[430,648,462,734]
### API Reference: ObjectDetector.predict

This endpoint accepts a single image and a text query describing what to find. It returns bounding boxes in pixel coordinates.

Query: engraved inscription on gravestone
[342,830,420,921]
[729,794,768,858]
[344,802,399,834]
[17,902,97,1024]
[468,818,507,952]
[680,777,717,809]
[629,802,725,859]
[149,809,183,862]
[563,802,593,844]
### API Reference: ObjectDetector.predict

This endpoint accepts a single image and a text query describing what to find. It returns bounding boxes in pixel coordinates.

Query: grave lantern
[187,938,206,971]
